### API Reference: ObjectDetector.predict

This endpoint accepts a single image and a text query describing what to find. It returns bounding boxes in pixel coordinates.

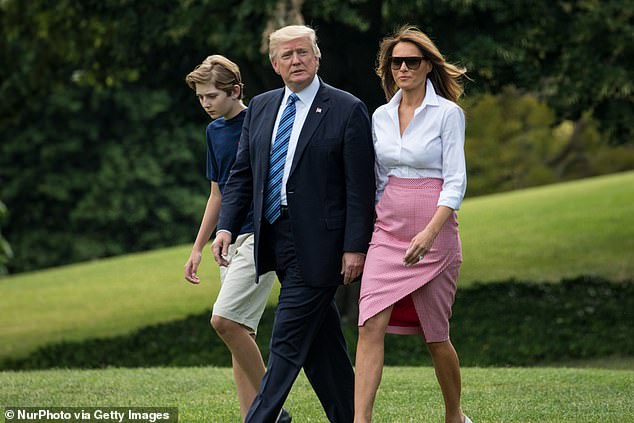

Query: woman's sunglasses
[389,56,426,70]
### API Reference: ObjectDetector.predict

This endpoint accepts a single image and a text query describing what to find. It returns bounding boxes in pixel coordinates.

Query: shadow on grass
[3,276,633,370]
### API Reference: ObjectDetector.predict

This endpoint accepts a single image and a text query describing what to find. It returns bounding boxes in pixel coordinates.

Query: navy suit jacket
[218,80,375,287]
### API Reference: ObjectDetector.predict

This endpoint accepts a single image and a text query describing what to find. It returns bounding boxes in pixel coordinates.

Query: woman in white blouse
[355,26,471,423]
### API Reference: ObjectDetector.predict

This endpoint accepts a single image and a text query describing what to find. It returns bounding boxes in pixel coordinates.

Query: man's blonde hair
[268,25,321,62]
[185,55,244,99]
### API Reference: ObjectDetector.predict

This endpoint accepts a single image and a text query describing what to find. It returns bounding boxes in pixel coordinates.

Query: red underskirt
[388,294,419,328]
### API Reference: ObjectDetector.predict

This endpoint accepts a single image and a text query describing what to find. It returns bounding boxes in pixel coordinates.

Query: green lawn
[458,170,634,284]
[1,171,632,361]
[0,247,279,360]
[1,366,633,422]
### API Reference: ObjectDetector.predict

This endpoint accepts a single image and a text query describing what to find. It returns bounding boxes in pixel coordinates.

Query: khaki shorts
[212,232,276,333]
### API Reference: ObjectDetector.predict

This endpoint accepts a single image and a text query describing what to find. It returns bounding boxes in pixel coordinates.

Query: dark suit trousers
[245,213,354,423]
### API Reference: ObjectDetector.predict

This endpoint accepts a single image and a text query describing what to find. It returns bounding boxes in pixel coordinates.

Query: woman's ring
[418,254,424,261]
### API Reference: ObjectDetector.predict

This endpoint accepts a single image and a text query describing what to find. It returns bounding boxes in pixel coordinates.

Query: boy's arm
[184,181,222,284]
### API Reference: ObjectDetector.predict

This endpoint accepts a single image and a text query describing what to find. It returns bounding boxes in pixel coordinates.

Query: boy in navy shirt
[184,55,289,422]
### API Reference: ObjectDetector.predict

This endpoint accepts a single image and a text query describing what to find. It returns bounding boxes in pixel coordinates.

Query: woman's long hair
[376,25,468,102]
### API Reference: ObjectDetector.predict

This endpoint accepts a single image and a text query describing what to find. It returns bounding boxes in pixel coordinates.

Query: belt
[279,205,289,218]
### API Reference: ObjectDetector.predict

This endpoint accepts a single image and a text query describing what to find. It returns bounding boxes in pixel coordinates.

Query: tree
[2,0,632,274]
[0,0,280,272]
[383,0,633,139]
[461,88,634,197]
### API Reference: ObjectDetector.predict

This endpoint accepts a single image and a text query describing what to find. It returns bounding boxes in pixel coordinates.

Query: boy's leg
[211,233,276,419]
[211,315,265,418]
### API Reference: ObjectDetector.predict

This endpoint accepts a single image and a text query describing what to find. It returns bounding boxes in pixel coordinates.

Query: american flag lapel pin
[316,107,322,113]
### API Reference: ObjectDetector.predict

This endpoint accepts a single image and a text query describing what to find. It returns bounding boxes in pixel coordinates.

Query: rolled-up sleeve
[438,106,466,210]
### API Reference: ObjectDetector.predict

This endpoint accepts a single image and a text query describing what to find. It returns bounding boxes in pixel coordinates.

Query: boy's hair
[185,55,244,99]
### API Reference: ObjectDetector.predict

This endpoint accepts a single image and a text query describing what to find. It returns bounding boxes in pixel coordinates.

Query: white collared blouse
[372,78,466,210]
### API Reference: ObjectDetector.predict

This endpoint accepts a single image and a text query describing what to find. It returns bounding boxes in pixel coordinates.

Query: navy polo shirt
[206,109,254,234]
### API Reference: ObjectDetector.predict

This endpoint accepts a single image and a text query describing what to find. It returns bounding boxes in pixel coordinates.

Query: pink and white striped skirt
[358,177,462,342]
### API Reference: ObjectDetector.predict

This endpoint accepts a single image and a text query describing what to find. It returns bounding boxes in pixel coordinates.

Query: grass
[0,247,279,360]
[458,170,634,284]
[1,366,633,422]
[1,171,633,362]
[542,356,634,370]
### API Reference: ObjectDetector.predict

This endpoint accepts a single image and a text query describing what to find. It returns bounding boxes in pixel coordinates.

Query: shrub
[2,276,632,370]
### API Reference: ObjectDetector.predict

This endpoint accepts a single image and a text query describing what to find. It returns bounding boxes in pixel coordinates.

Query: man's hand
[184,250,202,284]
[341,252,365,285]
[211,231,232,267]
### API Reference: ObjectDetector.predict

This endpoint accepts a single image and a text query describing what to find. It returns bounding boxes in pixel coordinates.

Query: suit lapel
[290,82,330,176]
[256,90,284,183]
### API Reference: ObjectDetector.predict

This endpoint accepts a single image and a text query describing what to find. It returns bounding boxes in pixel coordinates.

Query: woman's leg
[354,305,393,423]
[426,340,465,423]
[211,315,266,421]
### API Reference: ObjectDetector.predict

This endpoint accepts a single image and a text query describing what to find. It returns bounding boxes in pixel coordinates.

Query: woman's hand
[403,206,453,267]
[403,228,436,267]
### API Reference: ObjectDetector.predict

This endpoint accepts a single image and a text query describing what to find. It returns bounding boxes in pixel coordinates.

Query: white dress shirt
[372,78,467,210]
[271,75,320,205]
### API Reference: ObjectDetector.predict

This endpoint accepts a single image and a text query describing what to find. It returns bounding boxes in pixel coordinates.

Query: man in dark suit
[212,25,375,423]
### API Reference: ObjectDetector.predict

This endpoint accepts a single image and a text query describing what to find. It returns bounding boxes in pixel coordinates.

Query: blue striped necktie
[264,93,299,224]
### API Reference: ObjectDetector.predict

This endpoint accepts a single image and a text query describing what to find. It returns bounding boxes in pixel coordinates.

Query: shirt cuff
[437,190,463,211]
